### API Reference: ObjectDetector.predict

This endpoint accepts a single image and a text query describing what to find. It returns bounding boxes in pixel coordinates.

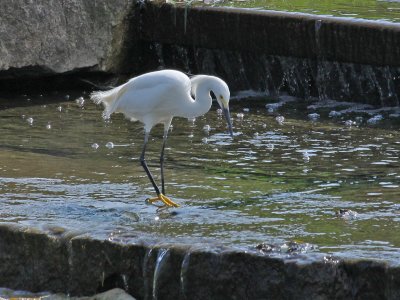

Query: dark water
[1,92,400,264]
[214,0,400,23]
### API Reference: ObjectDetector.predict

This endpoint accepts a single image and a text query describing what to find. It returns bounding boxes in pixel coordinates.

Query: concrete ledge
[127,2,400,106]
[1,224,399,299]
[140,3,400,67]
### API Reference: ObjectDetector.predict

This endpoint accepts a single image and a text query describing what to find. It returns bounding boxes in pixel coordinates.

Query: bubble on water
[267,107,274,113]
[46,123,52,130]
[64,95,70,101]
[57,106,63,112]
[262,123,267,128]
[303,152,310,162]
[275,115,285,125]
[27,98,31,102]
[254,132,259,137]
[202,137,208,144]
[21,114,26,119]
[203,125,211,132]
[308,113,320,121]
[188,117,196,124]
[236,113,244,119]
[91,143,99,150]
[75,96,85,108]
[154,216,160,221]
[106,142,114,149]
[27,117,34,125]
[344,120,355,127]
[267,144,274,151]
[329,110,342,118]
[367,114,383,125]
[213,148,219,152]
[216,108,222,116]
[243,108,250,112]
[188,133,194,138]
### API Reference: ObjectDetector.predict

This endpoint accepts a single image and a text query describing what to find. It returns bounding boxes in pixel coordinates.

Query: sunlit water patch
[201,0,400,23]
[1,93,400,264]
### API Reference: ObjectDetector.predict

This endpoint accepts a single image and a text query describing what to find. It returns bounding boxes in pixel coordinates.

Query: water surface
[207,0,400,23]
[1,92,400,264]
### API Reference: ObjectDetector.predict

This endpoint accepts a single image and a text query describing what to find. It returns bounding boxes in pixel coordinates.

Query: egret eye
[219,95,223,100]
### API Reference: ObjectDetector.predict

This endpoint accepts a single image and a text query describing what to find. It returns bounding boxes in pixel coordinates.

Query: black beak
[223,107,234,137]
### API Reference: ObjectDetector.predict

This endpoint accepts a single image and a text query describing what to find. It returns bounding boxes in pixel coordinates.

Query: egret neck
[177,76,214,119]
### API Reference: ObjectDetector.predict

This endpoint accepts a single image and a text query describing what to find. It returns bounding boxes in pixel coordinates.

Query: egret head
[213,79,233,137]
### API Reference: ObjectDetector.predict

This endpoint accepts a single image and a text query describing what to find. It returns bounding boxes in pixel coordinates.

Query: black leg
[160,135,167,195]
[140,125,179,208]
[140,132,161,195]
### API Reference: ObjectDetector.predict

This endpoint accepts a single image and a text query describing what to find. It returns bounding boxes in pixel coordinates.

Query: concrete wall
[138,4,400,67]
[0,225,399,299]
[132,3,400,106]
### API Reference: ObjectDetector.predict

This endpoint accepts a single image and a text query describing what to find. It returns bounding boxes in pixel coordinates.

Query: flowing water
[214,0,400,23]
[1,92,400,264]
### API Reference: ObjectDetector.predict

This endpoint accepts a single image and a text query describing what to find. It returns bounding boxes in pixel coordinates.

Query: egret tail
[90,84,127,119]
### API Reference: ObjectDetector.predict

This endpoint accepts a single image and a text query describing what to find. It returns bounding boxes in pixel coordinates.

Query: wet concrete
[138,4,400,67]
[0,224,399,300]
[131,2,400,106]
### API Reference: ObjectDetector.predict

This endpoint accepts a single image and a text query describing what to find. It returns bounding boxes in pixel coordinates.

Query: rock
[0,0,133,79]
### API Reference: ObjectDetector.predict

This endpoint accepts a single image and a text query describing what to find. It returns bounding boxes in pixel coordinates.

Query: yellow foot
[146,193,180,208]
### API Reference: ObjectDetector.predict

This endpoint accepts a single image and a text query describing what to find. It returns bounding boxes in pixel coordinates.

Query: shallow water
[210,0,400,23]
[1,92,400,264]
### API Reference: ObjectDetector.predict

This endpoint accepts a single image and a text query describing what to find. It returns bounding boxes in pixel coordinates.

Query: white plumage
[91,69,233,208]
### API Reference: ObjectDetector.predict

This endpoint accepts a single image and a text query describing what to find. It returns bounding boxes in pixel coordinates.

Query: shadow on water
[1,91,400,264]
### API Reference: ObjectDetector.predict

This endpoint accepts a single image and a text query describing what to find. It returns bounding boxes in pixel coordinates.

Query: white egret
[91,69,233,208]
